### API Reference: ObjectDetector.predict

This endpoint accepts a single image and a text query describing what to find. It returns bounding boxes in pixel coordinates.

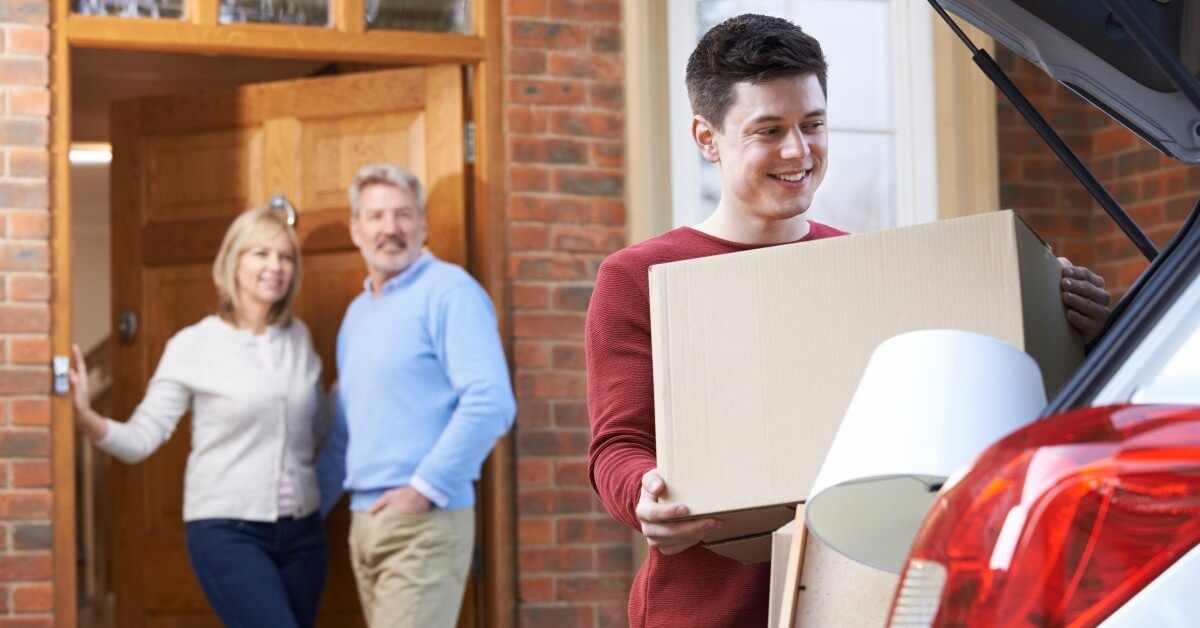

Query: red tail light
[888,405,1200,627]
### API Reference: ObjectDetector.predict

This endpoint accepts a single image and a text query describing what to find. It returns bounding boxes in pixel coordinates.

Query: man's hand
[1058,258,1112,344]
[636,469,723,556]
[369,486,433,515]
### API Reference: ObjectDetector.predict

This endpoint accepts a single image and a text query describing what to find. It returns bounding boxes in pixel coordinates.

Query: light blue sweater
[317,252,515,513]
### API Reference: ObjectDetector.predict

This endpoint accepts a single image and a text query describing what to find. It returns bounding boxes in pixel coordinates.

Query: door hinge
[464,120,476,165]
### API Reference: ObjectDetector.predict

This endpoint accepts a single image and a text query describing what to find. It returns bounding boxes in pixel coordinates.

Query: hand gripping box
[649,210,1084,563]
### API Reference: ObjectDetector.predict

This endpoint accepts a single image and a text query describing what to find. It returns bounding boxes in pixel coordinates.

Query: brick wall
[503,1,632,626]
[996,49,1198,298]
[0,0,56,624]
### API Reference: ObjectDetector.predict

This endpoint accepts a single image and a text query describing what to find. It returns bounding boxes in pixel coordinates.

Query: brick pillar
[503,0,631,625]
[0,1,56,623]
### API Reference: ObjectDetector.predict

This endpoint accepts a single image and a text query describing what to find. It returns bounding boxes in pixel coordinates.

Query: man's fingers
[637,499,688,523]
[643,517,721,544]
[1064,290,1110,319]
[641,469,665,498]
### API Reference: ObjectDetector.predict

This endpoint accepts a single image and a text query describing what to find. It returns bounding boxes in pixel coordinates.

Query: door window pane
[218,0,328,25]
[809,131,895,233]
[794,0,892,129]
[366,0,470,33]
[73,0,184,18]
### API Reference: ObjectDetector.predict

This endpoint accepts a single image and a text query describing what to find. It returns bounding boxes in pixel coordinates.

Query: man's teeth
[772,171,807,182]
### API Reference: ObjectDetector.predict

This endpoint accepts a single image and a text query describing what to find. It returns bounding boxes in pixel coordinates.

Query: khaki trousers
[349,506,475,628]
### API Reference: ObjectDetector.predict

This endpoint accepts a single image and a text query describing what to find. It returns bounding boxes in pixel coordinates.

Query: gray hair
[348,163,426,216]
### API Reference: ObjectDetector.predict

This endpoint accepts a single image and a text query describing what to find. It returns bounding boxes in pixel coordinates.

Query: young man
[318,163,516,627]
[585,14,1111,627]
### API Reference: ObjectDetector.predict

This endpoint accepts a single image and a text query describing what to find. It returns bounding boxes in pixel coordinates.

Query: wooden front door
[109,66,471,627]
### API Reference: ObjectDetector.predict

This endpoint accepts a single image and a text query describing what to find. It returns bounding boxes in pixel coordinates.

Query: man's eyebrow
[746,109,828,125]
[805,108,827,118]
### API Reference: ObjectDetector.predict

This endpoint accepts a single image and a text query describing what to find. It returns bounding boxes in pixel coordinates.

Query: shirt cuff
[410,475,451,509]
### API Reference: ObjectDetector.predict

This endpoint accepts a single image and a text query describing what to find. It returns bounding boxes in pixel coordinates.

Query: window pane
[218,0,328,25]
[367,0,470,33]
[808,131,895,233]
[73,0,184,18]
[794,0,892,129]
[695,0,789,37]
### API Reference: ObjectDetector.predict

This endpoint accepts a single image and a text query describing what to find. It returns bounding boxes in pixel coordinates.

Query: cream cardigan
[98,315,326,522]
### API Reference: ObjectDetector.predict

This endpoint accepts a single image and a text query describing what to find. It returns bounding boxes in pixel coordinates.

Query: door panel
[110,66,469,628]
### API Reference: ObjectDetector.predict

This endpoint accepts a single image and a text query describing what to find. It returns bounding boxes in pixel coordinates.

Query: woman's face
[236,229,296,309]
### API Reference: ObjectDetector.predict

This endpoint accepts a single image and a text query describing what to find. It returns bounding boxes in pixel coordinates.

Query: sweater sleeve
[412,282,517,498]
[97,336,192,465]
[586,258,658,531]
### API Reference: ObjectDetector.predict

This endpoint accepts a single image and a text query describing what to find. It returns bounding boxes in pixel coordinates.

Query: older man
[318,163,515,628]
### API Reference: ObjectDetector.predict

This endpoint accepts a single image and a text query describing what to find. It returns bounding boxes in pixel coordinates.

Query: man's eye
[805,121,826,131]
[758,128,780,136]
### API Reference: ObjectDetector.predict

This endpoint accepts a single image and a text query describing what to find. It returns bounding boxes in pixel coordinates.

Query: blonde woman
[69,207,328,628]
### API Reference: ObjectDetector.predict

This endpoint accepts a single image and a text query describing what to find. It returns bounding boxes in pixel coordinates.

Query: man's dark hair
[685,14,828,131]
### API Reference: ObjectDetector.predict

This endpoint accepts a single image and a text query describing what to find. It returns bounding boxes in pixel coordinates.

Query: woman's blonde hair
[212,206,302,327]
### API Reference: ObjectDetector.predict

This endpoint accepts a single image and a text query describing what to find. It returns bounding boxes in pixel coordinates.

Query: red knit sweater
[585,223,848,627]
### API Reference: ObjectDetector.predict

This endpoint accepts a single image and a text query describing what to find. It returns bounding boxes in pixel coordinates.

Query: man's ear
[692,115,720,164]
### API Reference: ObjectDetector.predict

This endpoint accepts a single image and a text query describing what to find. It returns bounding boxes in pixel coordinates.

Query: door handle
[118,308,138,344]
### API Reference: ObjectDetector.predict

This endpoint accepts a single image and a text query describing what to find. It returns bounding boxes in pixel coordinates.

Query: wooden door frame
[49,2,513,627]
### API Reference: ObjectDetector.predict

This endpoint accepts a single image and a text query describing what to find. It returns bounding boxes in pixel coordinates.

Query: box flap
[704,531,774,565]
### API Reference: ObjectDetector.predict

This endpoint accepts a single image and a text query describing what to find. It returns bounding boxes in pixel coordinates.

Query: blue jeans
[184,514,328,628]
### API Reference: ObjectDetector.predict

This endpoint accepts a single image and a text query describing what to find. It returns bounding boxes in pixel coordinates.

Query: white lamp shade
[805,329,1048,573]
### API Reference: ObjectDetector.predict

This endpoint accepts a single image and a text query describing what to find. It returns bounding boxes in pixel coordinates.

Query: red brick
[6,27,47,56]
[510,137,586,165]
[507,48,546,75]
[516,459,553,486]
[0,369,48,395]
[516,399,551,427]
[0,58,45,86]
[11,460,48,488]
[0,0,49,24]
[518,576,555,603]
[553,169,623,197]
[518,518,555,546]
[506,106,547,134]
[507,0,544,16]
[510,254,590,281]
[597,544,634,572]
[12,583,51,612]
[0,617,53,628]
[0,492,49,521]
[9,274,49,302]
[509,195,589,223]
[8,89,48,117]
[514,340,552,368]
[558,517,629,544]
[597,602,629,627]
[552,401,589,428]
[0,555,51,581]
[0,304,48,332]
[550,110,623,138]
[0,430,48,457]
[557,574,629,601]
[548,52,622,80]
[0,242,48,270]
[9,337,48,365]
[551,343,585,369]
[509,79,586,106]
[518,487,595,515]
[516,429,589,457]
[8,149,46,178]
[511,283,549,309]
[519,606,594,628]
[547,0,619,21]
[509,165,549,192]
[554,459,590,485]
[590,25,622,53]
[552,225,624,253]
[0,180,47,208]
[517,546,595,573]
[588,82,623,109]
[509,20,585,49]
[509,223,550,250]
[590,198,626,226]
[589,140,623,167]
[552,284,593,311]
[513,312,584,339]
[12,523,49,550]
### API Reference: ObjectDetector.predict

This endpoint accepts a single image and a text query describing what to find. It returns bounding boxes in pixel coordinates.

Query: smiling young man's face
[695,72,829,226]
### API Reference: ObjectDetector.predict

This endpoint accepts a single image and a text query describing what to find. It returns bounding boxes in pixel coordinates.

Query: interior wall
[69,157,111,354]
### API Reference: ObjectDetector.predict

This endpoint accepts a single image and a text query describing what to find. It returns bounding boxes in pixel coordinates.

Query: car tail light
[888,404,1200,627]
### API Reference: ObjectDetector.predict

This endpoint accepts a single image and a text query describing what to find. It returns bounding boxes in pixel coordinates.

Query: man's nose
[780,127,810,160]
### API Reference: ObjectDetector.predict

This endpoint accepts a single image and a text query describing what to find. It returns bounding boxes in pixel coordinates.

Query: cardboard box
[649,210,1083,562]
[768,520,899,627]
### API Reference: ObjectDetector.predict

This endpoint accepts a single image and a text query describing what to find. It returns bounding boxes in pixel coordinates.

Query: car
[886,1,1200,626]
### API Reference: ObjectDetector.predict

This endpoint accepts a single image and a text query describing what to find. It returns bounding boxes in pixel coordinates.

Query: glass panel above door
[72,0,184,19]
[219,0,329,25]
[366,0,471,34]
